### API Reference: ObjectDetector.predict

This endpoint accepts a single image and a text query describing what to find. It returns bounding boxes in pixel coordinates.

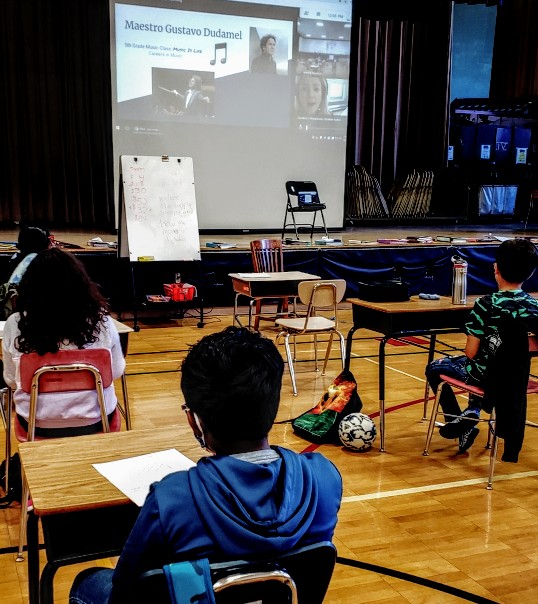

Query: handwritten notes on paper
[119,155,201,261]
[93,448,196,506]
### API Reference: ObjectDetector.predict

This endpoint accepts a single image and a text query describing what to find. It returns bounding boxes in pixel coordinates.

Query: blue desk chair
[137,541,336,604]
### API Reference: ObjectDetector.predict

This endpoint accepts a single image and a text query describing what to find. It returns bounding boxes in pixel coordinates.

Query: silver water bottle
[451,255,468,305]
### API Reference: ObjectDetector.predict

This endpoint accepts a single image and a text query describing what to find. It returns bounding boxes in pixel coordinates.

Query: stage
[1,222,537,315]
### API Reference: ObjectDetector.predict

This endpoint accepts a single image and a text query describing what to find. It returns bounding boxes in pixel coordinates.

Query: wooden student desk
[345,296,477,452]
[229,270,321,328]
[18,425,203,604]
[0,317,131,347]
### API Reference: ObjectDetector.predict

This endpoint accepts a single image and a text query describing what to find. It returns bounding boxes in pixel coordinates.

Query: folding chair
[282,181,328,240]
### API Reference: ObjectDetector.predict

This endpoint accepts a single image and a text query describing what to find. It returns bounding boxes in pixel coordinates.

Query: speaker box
[476,124,496,162]
[494,126,512,165]
[513,127,532,165]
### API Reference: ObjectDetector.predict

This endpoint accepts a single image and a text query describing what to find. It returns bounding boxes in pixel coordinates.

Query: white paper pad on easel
[93,449,196,506]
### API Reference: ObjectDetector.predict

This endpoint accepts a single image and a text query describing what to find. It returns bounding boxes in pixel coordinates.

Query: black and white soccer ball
[338,413,377,451]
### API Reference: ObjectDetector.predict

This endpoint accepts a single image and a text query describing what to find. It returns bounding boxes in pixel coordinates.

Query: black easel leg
[197,260,205,327]
[130,262,140,332]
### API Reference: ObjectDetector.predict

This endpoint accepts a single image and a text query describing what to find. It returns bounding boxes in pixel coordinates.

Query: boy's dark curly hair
[181,326,284,441]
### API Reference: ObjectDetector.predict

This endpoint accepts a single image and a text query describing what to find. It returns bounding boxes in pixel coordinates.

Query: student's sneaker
[458,427,479,453]
[439,408,479,439]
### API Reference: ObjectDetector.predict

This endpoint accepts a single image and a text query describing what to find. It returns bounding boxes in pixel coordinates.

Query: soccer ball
[338,413,377,451]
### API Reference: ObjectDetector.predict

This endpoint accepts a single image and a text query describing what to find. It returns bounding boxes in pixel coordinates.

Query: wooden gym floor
[1,305,538,603]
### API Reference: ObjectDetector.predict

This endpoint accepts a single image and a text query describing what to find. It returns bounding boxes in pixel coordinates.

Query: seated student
[425,238,538,453]
[2,247,125,437]
[69,326,343,604]
[8,225,52,283]
[0,225,51,319]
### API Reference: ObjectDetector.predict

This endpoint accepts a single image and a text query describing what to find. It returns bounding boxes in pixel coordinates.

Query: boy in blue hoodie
[69,326,342,604]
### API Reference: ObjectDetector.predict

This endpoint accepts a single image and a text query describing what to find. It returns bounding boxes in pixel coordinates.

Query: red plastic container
[163,283,196,302]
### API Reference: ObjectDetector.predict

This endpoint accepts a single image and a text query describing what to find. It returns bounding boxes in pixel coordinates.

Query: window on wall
[450,3,497,102]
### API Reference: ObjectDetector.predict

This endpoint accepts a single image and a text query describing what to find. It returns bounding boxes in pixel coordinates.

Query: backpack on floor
[0,453,22,507]
[292,370,363,444]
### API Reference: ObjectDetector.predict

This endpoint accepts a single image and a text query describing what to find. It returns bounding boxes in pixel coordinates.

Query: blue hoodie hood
[187,447,322,555]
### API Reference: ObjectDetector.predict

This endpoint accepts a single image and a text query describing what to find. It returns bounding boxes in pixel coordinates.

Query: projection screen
[109,0,352,232]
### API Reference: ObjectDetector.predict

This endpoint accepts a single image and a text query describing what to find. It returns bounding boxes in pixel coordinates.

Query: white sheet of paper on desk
[237,272,271,278]
[93,449,196,507]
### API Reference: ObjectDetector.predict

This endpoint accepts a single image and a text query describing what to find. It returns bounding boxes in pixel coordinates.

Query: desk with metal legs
[229,271,320,328]
[344,296,476,452]
[113,318,133,430]
[19,426,203,604]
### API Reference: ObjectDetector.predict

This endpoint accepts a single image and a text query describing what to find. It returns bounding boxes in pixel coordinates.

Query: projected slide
[115,3,293,127]
[110,0,352,231]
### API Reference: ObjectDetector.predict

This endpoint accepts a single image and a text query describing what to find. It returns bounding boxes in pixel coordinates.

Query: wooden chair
[275,280,347,395]
[282,181,328,240]
[250,239,293,331]
[137,541,336,604]
[13,348,123,561]
[422,335,538,489]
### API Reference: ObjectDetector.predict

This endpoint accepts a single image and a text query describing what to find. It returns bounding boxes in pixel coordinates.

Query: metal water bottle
[451,255,468,305]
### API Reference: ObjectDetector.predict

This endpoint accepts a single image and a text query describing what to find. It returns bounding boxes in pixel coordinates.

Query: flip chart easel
[118,155,204,330]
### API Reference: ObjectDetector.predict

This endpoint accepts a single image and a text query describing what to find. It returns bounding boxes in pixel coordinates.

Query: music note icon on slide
[210,42,227,65]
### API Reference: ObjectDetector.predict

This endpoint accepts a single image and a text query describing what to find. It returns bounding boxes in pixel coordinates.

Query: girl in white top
[2,248,125,436]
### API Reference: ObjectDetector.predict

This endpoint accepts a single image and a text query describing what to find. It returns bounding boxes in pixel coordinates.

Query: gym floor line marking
[341,470,538,502]
[127,359,180,366]
[364,356,426,382]
[363,358,480,403]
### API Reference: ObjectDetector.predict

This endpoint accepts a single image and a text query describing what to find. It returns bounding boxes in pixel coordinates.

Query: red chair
[14,348,122,561]
[422,336,538,489]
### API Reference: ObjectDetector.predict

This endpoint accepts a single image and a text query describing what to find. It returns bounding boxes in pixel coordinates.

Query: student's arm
[2,315,19,389]
[109,489,167,603]
[464,334,480,359]
[104,316,126,380]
